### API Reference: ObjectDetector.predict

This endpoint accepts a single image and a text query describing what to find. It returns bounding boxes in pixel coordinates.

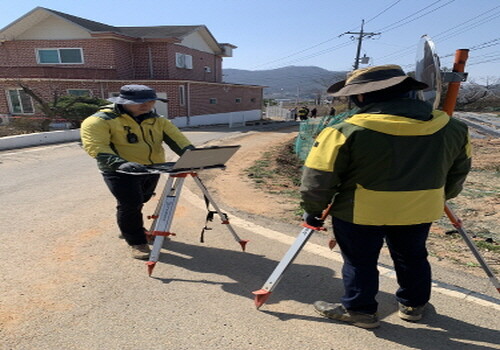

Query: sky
[1,0,499,84]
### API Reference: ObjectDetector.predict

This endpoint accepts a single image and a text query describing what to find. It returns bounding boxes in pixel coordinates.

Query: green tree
[18,83,108,131]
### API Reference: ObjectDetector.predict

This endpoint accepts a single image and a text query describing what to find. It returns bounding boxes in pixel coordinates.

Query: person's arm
[300,127,349,214]
[80,116,128,171]
[160,119,194,155]
[445,132,472,199]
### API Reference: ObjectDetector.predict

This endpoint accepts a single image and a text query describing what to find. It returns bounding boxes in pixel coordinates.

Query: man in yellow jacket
[81,85,194,259]
[301,65,471,328]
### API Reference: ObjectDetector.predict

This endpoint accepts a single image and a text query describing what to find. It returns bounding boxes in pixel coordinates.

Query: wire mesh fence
[294,109,356,161]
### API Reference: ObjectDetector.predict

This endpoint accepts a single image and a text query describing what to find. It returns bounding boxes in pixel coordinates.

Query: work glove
[303,212,324,228]
[117,162,148,173]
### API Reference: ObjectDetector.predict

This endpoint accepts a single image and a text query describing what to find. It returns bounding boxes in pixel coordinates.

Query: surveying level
[252,205,333,308]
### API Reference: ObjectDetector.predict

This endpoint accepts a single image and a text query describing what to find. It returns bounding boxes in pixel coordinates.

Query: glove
[303,212,324,228]
[117,162,148,173]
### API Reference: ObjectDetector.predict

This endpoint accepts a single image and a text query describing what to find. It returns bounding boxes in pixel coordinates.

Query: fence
[294,110,355,160]
[265,105,293,121]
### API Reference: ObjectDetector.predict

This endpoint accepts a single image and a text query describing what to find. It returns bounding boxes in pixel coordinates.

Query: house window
[251,98,256,102]
[204,66,211,73]
[175,53,193,69]
[235,98,242,103]
[7,89,34,114]
[67,89,91,96]
[209,98,217,104]
[179,85,186,106]
[37,48,83,64]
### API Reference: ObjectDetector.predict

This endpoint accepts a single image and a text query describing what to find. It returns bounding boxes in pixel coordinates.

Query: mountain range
[222,66,348,99]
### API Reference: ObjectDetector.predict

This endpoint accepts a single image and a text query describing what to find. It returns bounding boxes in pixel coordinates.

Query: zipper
[139,124,154,164]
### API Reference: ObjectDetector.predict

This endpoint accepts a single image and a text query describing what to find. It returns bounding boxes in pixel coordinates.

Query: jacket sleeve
[300,127,349,214]
[80,116,126,171]
[445,131,472,199]
[160,119,194,155]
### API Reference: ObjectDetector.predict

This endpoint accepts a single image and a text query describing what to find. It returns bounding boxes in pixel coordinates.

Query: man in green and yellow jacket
[81,84,194,259]
[300,65,471,328]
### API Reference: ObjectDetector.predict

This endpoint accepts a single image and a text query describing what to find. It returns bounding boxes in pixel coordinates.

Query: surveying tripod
[146,171,248,276]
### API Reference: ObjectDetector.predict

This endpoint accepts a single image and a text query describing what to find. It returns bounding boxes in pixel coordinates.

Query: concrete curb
[0,129,81,150]
[0,120,298,151]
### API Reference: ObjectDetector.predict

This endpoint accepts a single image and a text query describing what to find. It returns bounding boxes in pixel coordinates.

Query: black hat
[107,84,168,104]
[327,65,428,96]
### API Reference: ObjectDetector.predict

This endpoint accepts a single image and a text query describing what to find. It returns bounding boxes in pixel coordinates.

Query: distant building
[0,7,264,126]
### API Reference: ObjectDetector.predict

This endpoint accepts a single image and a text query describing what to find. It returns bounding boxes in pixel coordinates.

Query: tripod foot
[146,261,156,276]
[239,240,249,251]
[252,289,272,309]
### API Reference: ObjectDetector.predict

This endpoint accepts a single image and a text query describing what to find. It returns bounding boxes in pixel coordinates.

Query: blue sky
[2,0,499,83]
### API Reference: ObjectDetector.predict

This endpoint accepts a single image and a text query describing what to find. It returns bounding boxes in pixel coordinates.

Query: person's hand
[117,162,148,173]
[303,212,324,228]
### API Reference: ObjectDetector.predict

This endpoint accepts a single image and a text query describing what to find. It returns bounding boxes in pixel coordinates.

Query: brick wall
[0,79,262,120]
[0,39,223,82]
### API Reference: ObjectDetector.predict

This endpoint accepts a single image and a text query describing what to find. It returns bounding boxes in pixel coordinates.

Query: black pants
[333,217,432,314]
[102,172,160,245]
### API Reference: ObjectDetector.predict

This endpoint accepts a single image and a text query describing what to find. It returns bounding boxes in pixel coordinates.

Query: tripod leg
[192,174,249,251]
[147,176,186,276]
[252,226,315,308]
[445,205,500,293]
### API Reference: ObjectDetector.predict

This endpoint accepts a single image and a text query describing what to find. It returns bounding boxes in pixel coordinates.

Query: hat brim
[107,97,168,104]
[328,76,428,97]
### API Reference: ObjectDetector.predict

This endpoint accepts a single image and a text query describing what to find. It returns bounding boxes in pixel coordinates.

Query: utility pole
[341,20,380,70]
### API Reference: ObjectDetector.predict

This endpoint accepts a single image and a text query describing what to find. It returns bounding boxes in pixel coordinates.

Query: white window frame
[204,66,211,73]
[175,53,193,70]
[6,89,35,114]
[67,89,91,96]
[36,48,84,64]
[179,85,186,106]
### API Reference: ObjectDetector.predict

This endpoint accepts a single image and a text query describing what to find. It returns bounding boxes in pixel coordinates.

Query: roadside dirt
[201,126,500,278]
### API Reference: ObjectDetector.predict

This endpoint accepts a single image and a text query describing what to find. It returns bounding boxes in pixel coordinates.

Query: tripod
[146,171,248,276]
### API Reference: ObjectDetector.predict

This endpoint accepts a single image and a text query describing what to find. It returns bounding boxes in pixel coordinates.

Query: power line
[250,0,405,69]
[374,0,454,32]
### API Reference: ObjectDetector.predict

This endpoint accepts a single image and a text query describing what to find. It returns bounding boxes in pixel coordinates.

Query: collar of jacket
[346,99,450,136]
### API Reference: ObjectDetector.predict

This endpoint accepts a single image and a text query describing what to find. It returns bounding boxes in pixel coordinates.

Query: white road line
[182,185,500,311]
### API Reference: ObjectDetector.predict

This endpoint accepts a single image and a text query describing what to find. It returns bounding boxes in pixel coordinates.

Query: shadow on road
[151,240,499,349]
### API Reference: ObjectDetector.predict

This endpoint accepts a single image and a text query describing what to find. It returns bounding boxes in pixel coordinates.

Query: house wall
[0,39,223,82]
[0,78,263,121]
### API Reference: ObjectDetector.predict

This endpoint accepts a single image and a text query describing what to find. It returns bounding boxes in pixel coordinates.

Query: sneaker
[398,303,425,321]
[313,301,380,329]
[129,244,151,260]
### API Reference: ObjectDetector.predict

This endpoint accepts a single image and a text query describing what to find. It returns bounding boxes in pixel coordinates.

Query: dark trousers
[102,172,160,245]
[332,217,432,314]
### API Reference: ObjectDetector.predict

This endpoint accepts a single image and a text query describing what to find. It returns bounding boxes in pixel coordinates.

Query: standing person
[289,106,298,121]
[298,106,309,120]
[310,107,318,118]
[81,84,194,260]
[329,106,336,116]
[300,65,471,328]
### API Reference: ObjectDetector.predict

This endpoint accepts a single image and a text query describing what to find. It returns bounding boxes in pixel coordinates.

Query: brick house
[0,7,264,127]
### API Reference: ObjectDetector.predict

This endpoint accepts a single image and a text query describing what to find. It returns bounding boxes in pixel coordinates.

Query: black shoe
[313,301,379,329]
[398,303,425,321]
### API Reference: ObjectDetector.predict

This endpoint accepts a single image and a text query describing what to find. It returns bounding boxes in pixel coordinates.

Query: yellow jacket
[80,105,193,172]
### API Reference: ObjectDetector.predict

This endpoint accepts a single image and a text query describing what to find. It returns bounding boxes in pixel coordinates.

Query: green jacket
[300,98,471,225]
[80,104,193,172]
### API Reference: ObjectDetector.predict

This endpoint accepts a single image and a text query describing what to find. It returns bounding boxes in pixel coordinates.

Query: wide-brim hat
[107,84,168,104]
[327,65,428,97]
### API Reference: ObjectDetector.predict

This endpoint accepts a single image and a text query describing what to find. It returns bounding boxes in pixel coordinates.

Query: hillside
[223,66,347,99]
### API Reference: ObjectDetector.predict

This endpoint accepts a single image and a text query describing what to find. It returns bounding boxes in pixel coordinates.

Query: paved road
[0,126,499,350]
